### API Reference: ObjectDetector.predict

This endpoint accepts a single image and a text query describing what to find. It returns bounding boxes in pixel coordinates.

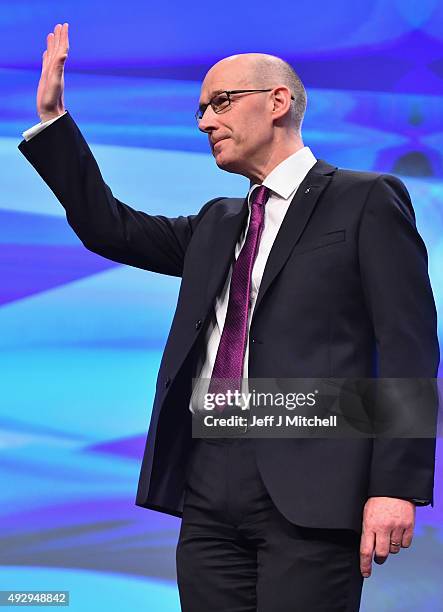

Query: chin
[214,153,240,174]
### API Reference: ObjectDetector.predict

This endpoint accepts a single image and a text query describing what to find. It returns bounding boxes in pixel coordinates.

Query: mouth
[212,137,228,150]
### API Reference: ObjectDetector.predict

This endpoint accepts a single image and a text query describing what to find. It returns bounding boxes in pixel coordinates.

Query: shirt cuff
[22,111,68,141]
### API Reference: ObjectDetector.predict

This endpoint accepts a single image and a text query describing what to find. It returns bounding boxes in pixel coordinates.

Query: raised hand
[36,23,69,122]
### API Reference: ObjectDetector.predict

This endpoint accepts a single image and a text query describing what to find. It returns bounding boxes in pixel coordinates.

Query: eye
[212,93,230,112]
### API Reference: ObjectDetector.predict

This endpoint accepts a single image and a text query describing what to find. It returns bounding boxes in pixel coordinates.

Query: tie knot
[252,185,270,208]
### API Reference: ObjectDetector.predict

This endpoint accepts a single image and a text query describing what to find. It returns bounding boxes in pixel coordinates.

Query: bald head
[205,53,307,133]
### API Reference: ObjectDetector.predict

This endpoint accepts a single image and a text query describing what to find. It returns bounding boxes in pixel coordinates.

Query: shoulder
[197,195,245,218]
[333,167,407,192]
[329,167,413,218]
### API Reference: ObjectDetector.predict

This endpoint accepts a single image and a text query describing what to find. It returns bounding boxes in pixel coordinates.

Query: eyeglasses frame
[195,88,295,123]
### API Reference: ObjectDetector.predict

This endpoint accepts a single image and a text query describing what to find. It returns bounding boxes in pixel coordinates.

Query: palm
[36,23,69,121]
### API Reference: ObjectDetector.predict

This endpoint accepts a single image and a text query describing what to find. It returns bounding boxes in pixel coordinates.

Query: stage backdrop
[0,1,442,610]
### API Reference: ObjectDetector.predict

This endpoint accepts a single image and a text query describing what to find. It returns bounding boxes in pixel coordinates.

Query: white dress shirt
[22,114,317,412]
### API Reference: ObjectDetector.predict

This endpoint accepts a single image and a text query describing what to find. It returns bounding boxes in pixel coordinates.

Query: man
[19,23,439,611]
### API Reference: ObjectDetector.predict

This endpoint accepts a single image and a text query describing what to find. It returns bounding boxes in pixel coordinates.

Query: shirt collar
[249,146,317,202]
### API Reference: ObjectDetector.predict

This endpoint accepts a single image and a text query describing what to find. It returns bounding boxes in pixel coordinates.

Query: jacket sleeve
[18,111,220,277]
[358,174,440,505]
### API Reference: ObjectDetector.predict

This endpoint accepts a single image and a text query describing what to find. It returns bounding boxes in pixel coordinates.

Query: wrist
[39,110,65,123]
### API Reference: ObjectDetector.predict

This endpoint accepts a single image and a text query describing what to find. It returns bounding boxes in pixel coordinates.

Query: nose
[198,105,219,134]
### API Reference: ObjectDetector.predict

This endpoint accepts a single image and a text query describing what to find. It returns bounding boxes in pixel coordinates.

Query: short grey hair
[249,55,307,132]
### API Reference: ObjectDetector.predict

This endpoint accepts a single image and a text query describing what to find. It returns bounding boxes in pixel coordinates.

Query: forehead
[200,61,249,101]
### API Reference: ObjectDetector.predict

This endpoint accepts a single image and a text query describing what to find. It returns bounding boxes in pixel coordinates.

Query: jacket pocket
[292,230,346,256]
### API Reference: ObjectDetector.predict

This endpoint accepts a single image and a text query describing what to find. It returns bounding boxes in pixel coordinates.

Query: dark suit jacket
[19,111,440,533]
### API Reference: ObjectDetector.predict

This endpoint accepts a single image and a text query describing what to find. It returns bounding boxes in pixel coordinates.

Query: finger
[374,531,390,565]
[360,530,375,578]
[47,33,54,59]
[401,525,414,549]
[62,23,69,53]
[42,49,48,69]
[389,529,404,555]
[54,23,62,53]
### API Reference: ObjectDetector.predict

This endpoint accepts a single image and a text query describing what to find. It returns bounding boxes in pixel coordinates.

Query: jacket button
[164,377,171,389]
[195,319,202,330]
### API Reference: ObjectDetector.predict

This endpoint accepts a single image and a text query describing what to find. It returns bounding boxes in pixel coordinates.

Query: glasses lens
[212,93,230,113]
[195,93,231,123]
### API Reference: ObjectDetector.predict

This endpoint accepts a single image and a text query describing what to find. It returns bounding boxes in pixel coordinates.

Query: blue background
[1,1,442,610]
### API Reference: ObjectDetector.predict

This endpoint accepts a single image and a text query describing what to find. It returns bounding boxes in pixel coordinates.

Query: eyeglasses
[195,89,295,124]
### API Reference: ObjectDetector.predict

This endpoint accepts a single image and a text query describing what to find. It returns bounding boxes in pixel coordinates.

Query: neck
[245,135,305,184]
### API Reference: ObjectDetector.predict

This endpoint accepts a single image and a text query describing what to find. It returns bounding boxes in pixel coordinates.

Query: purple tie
[208,185,270,409]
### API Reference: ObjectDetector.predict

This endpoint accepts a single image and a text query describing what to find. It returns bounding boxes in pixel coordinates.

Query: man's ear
[271,86,292,119]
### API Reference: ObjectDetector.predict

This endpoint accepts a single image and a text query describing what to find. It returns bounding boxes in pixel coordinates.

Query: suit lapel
[202,159,336,323]
[204,197,248,309]
[253,159,336,315]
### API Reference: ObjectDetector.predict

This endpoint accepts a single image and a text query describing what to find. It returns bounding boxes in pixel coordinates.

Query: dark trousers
[176,438,364,612]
